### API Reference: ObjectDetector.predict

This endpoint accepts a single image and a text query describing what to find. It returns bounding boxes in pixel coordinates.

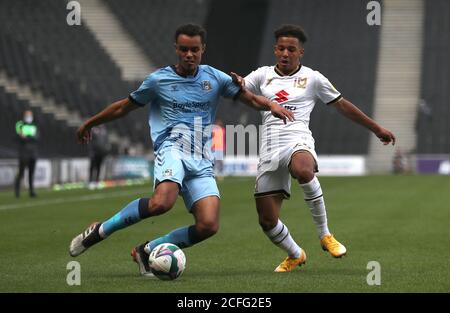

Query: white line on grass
[0,188,151,211]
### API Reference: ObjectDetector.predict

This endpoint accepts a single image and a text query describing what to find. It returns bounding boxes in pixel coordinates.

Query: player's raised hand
[76,124,92,144]
[270,102,295,124]
[230,72,245,89]
[375,127,396,145]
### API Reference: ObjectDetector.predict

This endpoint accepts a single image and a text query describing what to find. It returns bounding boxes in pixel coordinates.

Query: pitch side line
[0,188,150,211]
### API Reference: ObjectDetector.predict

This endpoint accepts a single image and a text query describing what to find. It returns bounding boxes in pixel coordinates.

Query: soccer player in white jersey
[234,24,396,272]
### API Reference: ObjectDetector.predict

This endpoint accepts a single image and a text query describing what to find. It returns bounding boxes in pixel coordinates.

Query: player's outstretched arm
[331,98,396,146]
[230,72,295,124]
[237,90,295,124]
[77,98,139,144]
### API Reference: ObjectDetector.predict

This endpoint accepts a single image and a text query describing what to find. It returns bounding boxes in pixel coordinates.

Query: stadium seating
[1,0,448,159]
[104,0,212,68]
[0,0,148,157]
[418,0,450,153]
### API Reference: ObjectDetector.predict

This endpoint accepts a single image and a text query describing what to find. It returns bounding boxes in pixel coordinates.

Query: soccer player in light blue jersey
[69,24,294,276]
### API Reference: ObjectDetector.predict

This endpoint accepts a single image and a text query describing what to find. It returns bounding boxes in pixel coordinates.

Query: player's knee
[258,216,277,231]
[196,221,219,239]
[293,168,314,184]
[149,197,173,216]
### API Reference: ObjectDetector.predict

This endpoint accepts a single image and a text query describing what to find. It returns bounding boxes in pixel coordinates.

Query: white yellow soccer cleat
[274,249,307,272]
[320,234,347,258]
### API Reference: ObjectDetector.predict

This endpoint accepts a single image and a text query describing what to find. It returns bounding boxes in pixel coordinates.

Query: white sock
[301,176,331,239]
[264,219,301,258]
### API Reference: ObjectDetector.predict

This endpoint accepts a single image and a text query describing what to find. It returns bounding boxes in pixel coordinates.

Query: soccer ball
[148,243,186,280]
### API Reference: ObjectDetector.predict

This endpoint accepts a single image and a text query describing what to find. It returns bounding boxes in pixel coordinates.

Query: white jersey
[246,65,342,197]
[245,65,342,149]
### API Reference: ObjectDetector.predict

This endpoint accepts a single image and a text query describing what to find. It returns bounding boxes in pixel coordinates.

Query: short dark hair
[274,24,307,44]
[175,23,207,44]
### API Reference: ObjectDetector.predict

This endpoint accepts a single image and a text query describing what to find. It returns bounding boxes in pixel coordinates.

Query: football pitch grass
[0,175,449,292]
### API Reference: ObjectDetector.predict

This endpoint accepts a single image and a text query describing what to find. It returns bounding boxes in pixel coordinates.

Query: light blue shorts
[153,146,220,211]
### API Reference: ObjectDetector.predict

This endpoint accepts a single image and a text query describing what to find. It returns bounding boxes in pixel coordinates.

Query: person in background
[14,110,39,198]
[88,124,110,189]
[212,118,226,179]
[392,148,410,174]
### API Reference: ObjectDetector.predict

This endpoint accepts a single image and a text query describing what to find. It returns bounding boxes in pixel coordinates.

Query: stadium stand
[418,0,450,153]
[2,0,447,160]
[202,0,270,130]
[104,0,212,68]
[0,0,148,157]
[259,0,380,154]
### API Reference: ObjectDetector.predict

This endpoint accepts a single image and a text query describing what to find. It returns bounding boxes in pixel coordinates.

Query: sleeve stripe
[128,95,146,107]
[326,95,343,105]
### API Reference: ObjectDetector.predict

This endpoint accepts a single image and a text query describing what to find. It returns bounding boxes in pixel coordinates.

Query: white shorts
[254,140,318,199]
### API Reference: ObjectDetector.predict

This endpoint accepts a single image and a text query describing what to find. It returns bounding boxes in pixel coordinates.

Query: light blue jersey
[129,65,241,210]
[130,65,240,154]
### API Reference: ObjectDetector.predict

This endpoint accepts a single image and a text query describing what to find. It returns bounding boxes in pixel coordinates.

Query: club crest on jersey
[294,77,307,88]
[202,80,212,91]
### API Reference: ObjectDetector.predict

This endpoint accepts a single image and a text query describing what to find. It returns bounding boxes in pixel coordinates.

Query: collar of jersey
[274,64,302,77]
[170,65,200,79]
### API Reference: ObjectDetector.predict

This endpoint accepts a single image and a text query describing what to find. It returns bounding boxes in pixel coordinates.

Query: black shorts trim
[254,189,290,199]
